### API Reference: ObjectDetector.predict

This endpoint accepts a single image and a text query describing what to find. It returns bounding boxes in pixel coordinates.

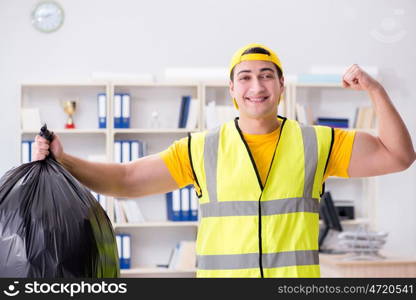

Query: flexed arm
[343,64,415,177]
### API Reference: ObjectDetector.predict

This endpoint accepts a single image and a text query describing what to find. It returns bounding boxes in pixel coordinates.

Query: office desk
[319,253,416,277]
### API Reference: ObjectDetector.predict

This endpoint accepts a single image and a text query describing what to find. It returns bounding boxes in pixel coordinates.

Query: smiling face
[230,60,284,120]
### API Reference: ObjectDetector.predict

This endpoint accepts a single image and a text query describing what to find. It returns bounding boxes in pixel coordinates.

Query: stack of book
[166,185,198,221]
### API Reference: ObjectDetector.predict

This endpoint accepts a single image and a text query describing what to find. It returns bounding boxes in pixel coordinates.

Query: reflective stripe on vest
[197,250,319,270]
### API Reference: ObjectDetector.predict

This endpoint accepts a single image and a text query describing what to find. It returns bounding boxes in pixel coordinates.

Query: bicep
[348,131,403,177]
[121,154,179,198]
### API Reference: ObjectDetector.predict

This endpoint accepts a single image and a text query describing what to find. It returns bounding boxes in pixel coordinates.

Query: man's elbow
[396,151,416,171]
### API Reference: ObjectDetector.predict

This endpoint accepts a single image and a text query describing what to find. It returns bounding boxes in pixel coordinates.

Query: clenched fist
[342,64,381,92]
[33,134,64,162]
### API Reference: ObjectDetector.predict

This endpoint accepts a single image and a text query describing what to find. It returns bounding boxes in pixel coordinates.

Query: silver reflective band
[204,127,220,203]
[197,250,319,270]
[200,197,319,218]
[300,126,318,199]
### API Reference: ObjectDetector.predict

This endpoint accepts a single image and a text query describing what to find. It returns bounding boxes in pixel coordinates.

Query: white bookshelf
[109,83,201,276]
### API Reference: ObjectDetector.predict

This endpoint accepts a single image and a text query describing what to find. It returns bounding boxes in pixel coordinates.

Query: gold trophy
[63,100,77,129]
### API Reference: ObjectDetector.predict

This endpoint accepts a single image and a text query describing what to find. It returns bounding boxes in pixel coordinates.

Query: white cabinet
[108,83,201,277]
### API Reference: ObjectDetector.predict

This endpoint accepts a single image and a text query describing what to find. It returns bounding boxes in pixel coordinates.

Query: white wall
[1,0,415,256]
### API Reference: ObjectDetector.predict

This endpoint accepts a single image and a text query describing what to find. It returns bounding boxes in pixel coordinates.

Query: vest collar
[233,115,288,191]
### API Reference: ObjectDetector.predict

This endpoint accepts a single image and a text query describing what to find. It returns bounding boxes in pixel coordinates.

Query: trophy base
[65,124,75,129]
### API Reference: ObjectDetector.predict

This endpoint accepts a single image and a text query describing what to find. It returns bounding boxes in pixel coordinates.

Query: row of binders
[114,140,147,163]
[166,185,198,221]
[116,234,131,269]
[114,93,131,128]
[96,93,131,129]
[178,96,199,129]
[21,140,35,163]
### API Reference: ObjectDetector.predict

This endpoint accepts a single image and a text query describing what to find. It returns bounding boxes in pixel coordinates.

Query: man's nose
[249,78,266,94]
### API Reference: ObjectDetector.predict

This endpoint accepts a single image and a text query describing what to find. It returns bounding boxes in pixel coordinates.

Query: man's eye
[261,74,274,79]
[239,76,250,81]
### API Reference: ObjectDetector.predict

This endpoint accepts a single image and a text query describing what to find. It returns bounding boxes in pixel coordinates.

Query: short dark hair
[230,47,283,81]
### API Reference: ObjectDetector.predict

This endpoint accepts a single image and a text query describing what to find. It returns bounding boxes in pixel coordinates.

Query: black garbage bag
[0,125,119,277]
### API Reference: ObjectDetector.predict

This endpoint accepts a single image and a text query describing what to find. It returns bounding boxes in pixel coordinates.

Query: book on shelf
[316,117,349,128]
[295,103,313,125]
[114,199,145,224]
[186,98,199,130]
[178,96,199,129]
[114,93,131,128]
[21,140,35,163]
[353,106,376,129]
[166,185,198,222]
[178,95,191,128]
[168,240,196,270]
[116,234,131,269]
[97,93,107,129]
[122,94,131,128]
[114,94,122,128]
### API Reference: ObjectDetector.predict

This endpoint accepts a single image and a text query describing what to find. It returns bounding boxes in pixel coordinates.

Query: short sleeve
[159,137,194,188]
[323,128,356,180]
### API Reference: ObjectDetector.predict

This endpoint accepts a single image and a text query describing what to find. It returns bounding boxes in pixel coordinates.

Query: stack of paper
[338,230,388,260]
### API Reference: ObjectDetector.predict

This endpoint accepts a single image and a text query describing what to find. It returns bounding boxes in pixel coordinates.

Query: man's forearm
[60,152,127,196]
[369,84,415,167]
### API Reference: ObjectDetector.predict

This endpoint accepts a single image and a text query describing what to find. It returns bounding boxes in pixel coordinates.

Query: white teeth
[247,97,268,102]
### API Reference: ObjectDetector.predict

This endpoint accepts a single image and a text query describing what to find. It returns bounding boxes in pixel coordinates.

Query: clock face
[32,1,64,33]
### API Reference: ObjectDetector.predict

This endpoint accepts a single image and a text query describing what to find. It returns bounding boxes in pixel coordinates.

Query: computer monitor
[319,191,343,252]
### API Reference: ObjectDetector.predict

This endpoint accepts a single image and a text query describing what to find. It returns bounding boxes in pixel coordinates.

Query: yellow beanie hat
[229,43,283,109]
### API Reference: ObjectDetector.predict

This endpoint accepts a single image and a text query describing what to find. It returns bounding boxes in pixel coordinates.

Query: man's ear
[279,76,285,88]
[229,79,234,95]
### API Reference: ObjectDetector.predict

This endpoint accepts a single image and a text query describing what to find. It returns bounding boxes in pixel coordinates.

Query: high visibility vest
[188,116,333,278]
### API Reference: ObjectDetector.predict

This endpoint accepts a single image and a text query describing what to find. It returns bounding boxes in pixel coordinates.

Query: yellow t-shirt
[160,126,356,189]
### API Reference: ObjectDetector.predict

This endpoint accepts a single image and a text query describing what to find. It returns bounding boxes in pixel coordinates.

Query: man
[34,43,415,278]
